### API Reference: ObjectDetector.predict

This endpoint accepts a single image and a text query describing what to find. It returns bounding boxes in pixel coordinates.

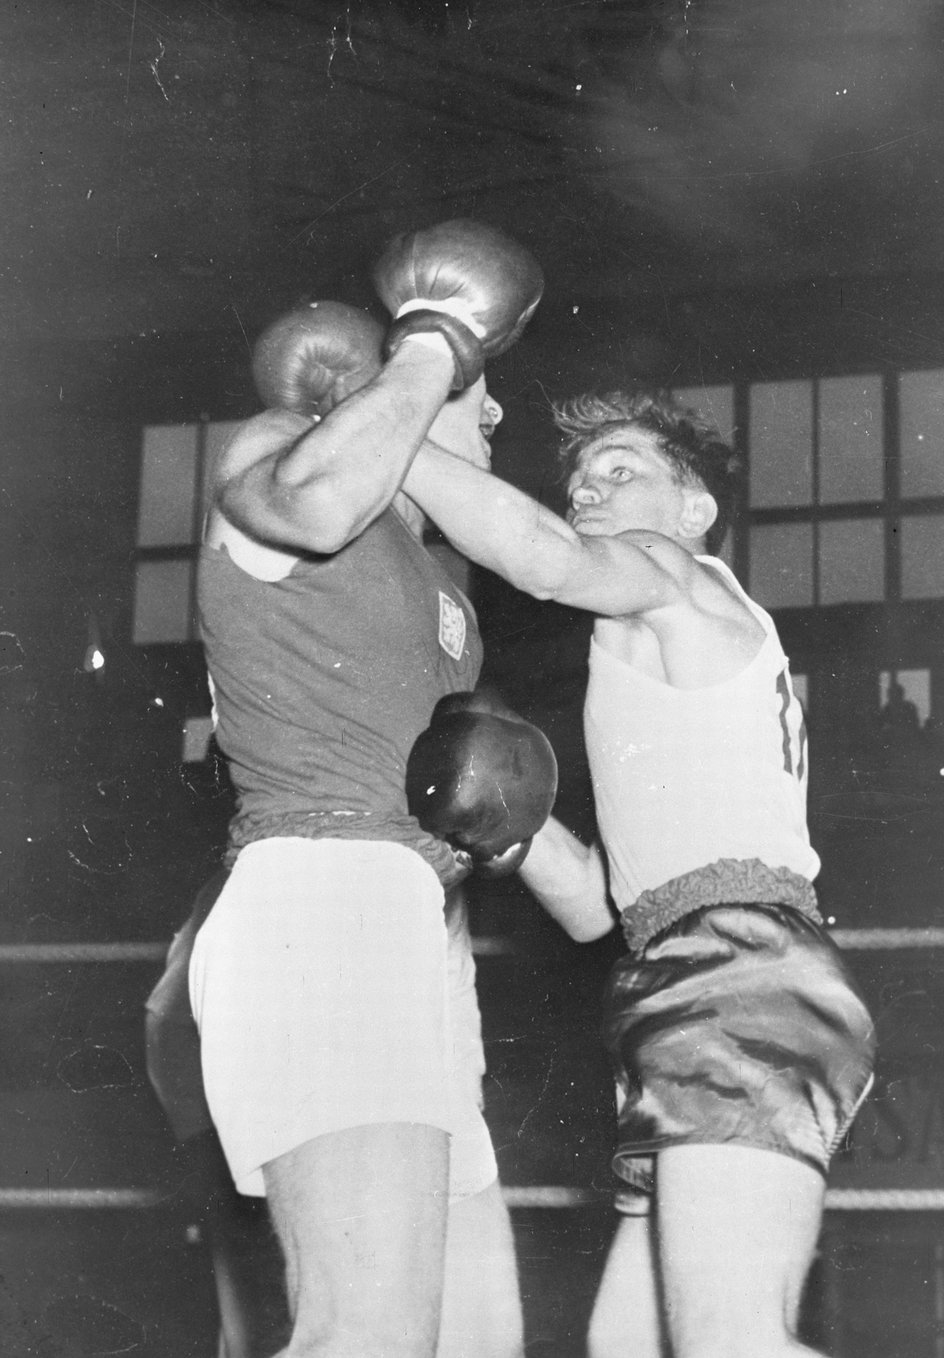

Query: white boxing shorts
[189,837,497,1201]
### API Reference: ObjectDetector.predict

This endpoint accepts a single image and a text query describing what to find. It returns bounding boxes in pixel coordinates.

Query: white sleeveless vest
[584,556,820,923]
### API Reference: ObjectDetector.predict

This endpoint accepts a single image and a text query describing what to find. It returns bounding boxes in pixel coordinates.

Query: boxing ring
[2,926,943,1214]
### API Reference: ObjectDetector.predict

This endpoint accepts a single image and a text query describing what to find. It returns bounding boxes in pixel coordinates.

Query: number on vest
[776,668,807,780]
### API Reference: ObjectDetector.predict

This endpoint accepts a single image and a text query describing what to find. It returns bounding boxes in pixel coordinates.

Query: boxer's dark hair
[553,389,742,555]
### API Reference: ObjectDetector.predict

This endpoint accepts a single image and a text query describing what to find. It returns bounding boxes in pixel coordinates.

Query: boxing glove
[251,300,385,417]
[373,219,544,390]
[407,691,558,874]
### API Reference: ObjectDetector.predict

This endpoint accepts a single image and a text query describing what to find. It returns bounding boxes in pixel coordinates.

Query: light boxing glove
[372,219,544,390]
[406,690,558,877]
[251,300,385,417]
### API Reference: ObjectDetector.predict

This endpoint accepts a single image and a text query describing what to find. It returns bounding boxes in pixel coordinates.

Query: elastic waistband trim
[621,858,821,955]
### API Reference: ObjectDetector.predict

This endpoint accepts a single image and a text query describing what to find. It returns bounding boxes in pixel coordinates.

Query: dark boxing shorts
[603,902,875,1212]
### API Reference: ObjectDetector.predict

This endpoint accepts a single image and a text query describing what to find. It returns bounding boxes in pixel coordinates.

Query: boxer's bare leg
[438,1179,523,1358]
[587,1214,665,1358]
[264,1122,449,1358]
[656,1145,825,1358]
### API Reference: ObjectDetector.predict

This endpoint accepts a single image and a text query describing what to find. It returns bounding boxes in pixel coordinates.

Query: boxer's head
[553,389,741,555]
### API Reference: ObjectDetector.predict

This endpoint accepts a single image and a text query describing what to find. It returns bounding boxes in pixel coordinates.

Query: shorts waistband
[223,812,461,885]
[621,858,822,955]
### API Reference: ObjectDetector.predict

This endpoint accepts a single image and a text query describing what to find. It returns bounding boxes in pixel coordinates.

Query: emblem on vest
[438,591,466,661]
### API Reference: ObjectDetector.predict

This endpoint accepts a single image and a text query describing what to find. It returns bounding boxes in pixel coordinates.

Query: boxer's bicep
[538,534,684,618]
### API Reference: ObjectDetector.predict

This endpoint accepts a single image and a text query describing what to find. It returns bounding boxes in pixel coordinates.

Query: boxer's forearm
[407,443,574,590]
[519,818,615,942]
[219,345,455,555]
[406,444,676,616]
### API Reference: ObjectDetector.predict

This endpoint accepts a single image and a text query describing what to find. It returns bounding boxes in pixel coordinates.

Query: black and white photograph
[4,2,944,1354]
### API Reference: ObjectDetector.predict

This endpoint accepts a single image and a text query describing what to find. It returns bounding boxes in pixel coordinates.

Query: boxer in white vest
[403,385,876,1358]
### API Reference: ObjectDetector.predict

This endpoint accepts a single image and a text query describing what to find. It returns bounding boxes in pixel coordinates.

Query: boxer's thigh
[265,1120,449,1358]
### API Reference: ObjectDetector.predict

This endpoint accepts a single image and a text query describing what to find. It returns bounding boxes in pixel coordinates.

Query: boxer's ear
[678,489,717,545]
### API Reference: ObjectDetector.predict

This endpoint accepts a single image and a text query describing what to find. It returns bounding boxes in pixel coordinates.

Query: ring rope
[505,1186,944,1211]
[0,938,515,963]
[1,1185,943,1211]
[824,1189,944,1211]
[828,927,944,950]
[0,942,169,963]
[0,929,941,964]
[0,1188,168,1209]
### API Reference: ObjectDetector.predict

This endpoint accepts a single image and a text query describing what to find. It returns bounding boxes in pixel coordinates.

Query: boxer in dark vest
[188,222,549,1358]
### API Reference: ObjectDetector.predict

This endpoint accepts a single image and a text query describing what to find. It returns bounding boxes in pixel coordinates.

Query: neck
[393,491,427,540]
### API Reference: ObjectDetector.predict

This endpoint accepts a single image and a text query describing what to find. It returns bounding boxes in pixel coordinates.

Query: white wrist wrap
[395,297,487,340]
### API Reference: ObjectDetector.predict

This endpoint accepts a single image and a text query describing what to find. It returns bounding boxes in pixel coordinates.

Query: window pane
[819,375,883,504]
[182,715,215,763]
[900,370,944,498]
[749,522,813,608]
[879,669,930,725]
[132,558,196,643]
[748,382,813,508]
[818,519,884,604]
[137,425,200,547]
[901,515,944,600]
[671,385,735,443]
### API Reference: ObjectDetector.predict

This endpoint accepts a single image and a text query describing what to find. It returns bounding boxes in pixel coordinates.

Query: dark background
[4,2,944,1354]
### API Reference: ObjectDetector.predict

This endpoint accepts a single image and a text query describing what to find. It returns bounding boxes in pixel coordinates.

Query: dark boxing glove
[372,219,544,390]
[407,691,558,876]
[251,300,384,417]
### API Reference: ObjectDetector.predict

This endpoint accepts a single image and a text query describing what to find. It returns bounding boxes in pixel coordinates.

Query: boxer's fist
[473,839,533,879]
[407,691,558,874]
[373,219,544,390]
[251,301,384,417]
